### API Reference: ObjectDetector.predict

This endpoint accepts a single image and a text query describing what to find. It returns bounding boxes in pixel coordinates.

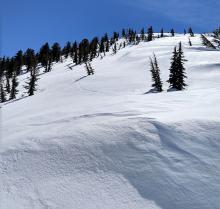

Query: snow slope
[1,34,220,209]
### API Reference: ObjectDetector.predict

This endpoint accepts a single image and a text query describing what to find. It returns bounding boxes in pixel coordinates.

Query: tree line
[0,26,194,103]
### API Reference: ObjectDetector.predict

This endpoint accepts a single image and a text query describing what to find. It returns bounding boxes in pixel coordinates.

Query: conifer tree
[147,26,154,41]
[168,43,187,90]
[122,29,126,39]
[168,47,178,89]
[0,83,6,103]
[113,32,119,42]
[89,37,99,60]
[9,73,19,100]
[72,41,78,65]
[104,33,110,52]
[39,43,51,72]
[149,55,163,92]
[160,28,164,38]
[140,28,145,41]
[184,29,186,35]
[176,42,187,90]
[51,42,61,62]
[15,50,24,75]
[24,48,36,73]
[188,27,194,37]
[62,41,71,58]
[5,76,11,94]
[113,43,117,54]
[171,29,175,36]
[25,68,39,96]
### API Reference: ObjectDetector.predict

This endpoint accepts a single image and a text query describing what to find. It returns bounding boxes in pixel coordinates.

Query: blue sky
[1,0,220,56]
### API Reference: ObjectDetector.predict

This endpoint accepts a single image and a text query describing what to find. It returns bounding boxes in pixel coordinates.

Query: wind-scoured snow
[1,34,220,209]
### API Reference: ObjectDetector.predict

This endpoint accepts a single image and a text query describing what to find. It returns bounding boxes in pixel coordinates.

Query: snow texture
[1,34,220,209]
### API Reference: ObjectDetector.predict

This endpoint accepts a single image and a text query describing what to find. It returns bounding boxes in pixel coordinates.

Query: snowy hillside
[1,34,220,209]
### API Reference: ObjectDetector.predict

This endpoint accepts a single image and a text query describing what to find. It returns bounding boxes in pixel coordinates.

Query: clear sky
[1,0,220,56]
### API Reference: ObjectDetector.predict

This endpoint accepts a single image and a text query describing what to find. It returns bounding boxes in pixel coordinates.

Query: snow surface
[1,34,220,209]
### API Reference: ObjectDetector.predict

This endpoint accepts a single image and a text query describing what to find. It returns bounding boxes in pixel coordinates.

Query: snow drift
[1,34,220,209]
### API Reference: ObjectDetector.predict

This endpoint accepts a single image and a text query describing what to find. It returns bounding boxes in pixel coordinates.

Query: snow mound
[1,34,220,209]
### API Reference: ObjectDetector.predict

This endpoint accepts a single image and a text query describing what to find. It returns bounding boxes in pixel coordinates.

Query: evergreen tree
[168,43,187,90]
[7,58,16,78]
[140,28,145,41]
[24,48,36,73]
[62,41,71,58]
[9,73,19,100]
[147,26,154,41]
[24,68,39,96]
[104,33,110,52]
[89,37,99,60]
[113,32,119,42]
[72,41,78,65]
[188,27,194,37]
[176,42,187,90]
[51,42,61,62]
[160,28,164,38]
[39,43,51,72]
[168,47,178,89]
[184,29,187,35]
[149,55,163,92]
[15,50,24,75]
[5,76,11,94]
[122,29,126,39]
[171,29,175,37]
[0,83,6,103]
[113,43,117,54]
[0,57,6,79]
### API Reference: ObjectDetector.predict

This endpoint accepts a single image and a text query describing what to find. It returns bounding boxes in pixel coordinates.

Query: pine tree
[9,73,19,100]
[147,26,154,41]
[176,42,187,90]
[5,76,11,94]
[72,41,78,65]
[62,41,71,58]
[89,37,99,60]
[168,43,187,90]
[188,27,194,37]
[140,28,145,41]
[39,43,51,72]
[113,32,119,42]
[149,55,163,92]
[160,28,164,38]
[0,83,6,103]
[184,29,186,35]
[24,48,36,73]
[168,47,178,89]
[113,43,117,54]
[171,29,175,37]
[122,29,126,39]
[15,50,24,75]
[24,68,39,96]
[104,33,110,52]
[51,42,61,62]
